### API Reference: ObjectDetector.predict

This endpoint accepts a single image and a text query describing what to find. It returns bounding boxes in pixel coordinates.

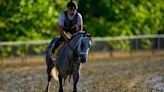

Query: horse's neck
[69,34,83,46]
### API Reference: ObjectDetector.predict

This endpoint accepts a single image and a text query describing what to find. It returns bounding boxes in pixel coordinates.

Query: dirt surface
[0,57,164,92]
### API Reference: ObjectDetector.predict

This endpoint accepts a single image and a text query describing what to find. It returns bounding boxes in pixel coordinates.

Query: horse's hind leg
[45,63,53,92]
[58,73,63,92]
[73,72,79,92]
[45,74,52,92]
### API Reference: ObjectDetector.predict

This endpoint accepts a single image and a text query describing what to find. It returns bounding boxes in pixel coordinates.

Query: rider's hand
[65,38,69,42]
[65,35,70,42]
[61,31,70,42]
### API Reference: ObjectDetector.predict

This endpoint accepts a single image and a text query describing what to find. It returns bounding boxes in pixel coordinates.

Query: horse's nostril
[81,58,86,63]
[80,54,86,63]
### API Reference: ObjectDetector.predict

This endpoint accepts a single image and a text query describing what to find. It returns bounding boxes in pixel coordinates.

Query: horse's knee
[48,75,52,82]
[47,69,51,75]
[73,71,79,76]
[73,71,79,81]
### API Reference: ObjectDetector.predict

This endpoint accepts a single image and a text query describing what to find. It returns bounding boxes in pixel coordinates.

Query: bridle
[67,32,91,60]
[66,32,91,81]
[67,32,88,56]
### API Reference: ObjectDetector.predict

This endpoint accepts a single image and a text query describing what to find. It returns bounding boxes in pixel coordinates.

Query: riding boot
[50,41,60,66]
[51,41,60,54]
[51,36,65,53]
[51,40,60,61]
[51,37,65,63]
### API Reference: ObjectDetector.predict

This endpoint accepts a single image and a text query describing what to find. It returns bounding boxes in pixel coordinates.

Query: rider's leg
[51,36,64,53]
[51,37,64,65]
[52,27,77,53]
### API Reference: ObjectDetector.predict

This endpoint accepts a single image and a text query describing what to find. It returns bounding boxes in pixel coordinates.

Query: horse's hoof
[81,59,86,63]
[59,88,63,92]
[73,90,77,92]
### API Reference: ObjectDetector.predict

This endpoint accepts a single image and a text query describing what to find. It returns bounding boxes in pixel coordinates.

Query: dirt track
[0,57,164,92]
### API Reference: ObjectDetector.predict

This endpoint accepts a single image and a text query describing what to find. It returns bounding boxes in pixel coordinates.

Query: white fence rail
[0,34,164,62]
[0,34,164,46]
[93,34,164,41]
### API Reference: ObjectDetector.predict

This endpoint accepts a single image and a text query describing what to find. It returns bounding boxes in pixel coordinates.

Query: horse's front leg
[58,73,63,92]
[73,71,79,92]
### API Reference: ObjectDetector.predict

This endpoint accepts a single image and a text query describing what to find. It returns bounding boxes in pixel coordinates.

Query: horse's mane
[72,31,85,36]
[70,31,85,39]
[70,31,91,41]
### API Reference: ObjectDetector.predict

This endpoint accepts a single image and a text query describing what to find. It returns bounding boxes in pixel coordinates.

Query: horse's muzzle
[80,53,87,63]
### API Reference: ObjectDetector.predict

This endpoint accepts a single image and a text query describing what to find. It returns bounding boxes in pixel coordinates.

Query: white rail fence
[0,34,164,62]
[0,34,164,45]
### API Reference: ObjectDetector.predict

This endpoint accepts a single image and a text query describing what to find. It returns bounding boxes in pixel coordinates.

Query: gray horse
[45,31,92,92]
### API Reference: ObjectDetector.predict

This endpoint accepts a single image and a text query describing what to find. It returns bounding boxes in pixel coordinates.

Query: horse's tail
[46,47,59,81]
[51,66,59,81]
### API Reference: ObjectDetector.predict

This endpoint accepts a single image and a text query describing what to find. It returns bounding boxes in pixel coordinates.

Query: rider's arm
[58,25,70,41]
[58,13,70,41]
[77,13,83,32]
[77,25,83,32]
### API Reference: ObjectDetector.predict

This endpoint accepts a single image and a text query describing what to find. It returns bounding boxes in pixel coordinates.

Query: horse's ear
[85,32,92,40]
[83,31,88,36]
[86,33,91,37]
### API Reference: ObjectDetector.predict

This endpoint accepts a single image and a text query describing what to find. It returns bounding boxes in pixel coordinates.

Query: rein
[66,32,85,82]
[67,41,76,53]
[67,42,78,82]
[67,32,85,55]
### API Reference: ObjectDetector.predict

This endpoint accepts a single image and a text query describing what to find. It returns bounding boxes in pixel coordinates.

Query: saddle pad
[51,43,64,59]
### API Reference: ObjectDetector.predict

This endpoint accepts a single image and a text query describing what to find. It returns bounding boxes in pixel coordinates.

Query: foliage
[79,0,164,36]
[0,0,164,40]
[0,0,61,41]
[0,0,164,57]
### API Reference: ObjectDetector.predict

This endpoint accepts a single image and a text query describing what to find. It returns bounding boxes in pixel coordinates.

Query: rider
[51,0,83,55]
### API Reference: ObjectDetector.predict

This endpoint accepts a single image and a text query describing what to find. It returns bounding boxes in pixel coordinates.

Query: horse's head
[79,33,91,63]
[69,31,92,63]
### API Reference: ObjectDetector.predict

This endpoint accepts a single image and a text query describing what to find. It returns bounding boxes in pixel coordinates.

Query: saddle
[51,43,63,59]
[49,37,64,60]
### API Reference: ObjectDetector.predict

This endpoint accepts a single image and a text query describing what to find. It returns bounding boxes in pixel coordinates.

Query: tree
[79,0,164,37]
[0,0,61,41]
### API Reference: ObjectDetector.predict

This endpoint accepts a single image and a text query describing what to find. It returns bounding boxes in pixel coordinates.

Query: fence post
[20,44,26,64]
[25,44,29,62]
[108,40,113,58]
[0,47,4,63]
[157,37,160,54]
[109,46,113,58]
[135,39,138,56]
[130,39,134,57]
[152,38,155,55]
